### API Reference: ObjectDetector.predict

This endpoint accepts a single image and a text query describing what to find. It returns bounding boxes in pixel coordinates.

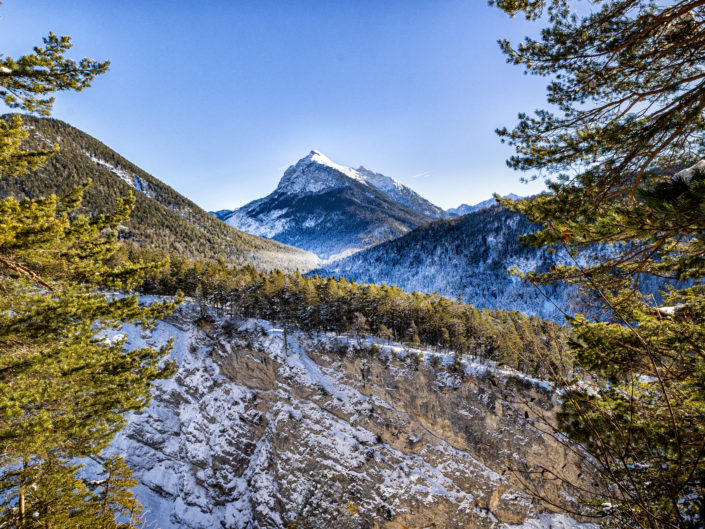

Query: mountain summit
[213,151,446,260]
[275,150,367,195]
[447,193,523,218]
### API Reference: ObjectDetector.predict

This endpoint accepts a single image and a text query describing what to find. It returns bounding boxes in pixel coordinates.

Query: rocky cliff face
[101,304,599,529]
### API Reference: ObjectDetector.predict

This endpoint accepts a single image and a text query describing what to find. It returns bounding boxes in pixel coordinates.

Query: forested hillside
[318,206,573,319]
[133,248,572,377]
[319,205,671,320]
[0,115,317,271]
[9,1,705,527]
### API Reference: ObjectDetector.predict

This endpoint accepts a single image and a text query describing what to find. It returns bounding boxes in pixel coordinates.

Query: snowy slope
[318,206,570,319]
[213,151,445,259]
[96,302,602,529]
[355,165,448,219]
[318,203,670,320]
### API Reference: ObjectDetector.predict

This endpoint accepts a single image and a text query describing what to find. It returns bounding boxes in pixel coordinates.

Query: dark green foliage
[492,0,705,189]
[0,33,108,116]
[0,183,178,528]
[493,1,705,526]
[0,19,169,527]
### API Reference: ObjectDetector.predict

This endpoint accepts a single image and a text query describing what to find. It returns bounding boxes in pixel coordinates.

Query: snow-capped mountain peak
[214,151,448,258]
[304,149,359,178]
[356,165,404,193]
[276,150,365,195]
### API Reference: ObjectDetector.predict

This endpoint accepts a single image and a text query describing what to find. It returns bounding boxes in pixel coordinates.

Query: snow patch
[501,513,599,529]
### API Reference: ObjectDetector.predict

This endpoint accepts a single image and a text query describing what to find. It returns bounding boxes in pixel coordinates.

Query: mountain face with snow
[317,206,573,320]
[213,151,445,260]
[98,303,599,529]
[354,165,448,219]
[447,193,523,218]
[317,204,668,320]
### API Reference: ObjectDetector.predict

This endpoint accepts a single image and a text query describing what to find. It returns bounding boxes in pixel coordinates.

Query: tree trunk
[19,458,28,527]
[19,484,25,526]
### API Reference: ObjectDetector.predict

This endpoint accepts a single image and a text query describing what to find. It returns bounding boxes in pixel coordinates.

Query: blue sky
[3,1,550,210]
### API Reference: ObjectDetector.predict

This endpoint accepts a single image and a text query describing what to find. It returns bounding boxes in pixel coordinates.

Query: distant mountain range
[446,193,522,217]
[212,151,533,261]
[213,151,447,260]
[0,115,318,272]
[208,151,572,315]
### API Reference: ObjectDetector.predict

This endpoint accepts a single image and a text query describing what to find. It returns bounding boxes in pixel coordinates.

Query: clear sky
[3,1,550,210]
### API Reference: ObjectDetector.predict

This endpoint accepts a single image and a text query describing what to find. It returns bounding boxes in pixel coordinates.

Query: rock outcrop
[102,305,599,529]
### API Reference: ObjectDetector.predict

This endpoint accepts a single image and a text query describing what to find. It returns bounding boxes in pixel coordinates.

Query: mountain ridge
[316,205,572,319]
[317,202,669,320]
[354,164,448,219]
[0,115,318,271]
[447,193,523,217]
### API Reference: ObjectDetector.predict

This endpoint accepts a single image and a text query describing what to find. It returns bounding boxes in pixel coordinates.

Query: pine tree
[0,458,97,529]
[91,456,146,529]
[0,31,108,116]
[0,182,178,528]
[377,324,393,345]
[0,10,175,528]
[493,1,705,526]
[352,312,369,347]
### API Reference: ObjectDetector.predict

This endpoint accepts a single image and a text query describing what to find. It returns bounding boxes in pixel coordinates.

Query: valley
[1,116,604,527]
[2,115,691,528]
